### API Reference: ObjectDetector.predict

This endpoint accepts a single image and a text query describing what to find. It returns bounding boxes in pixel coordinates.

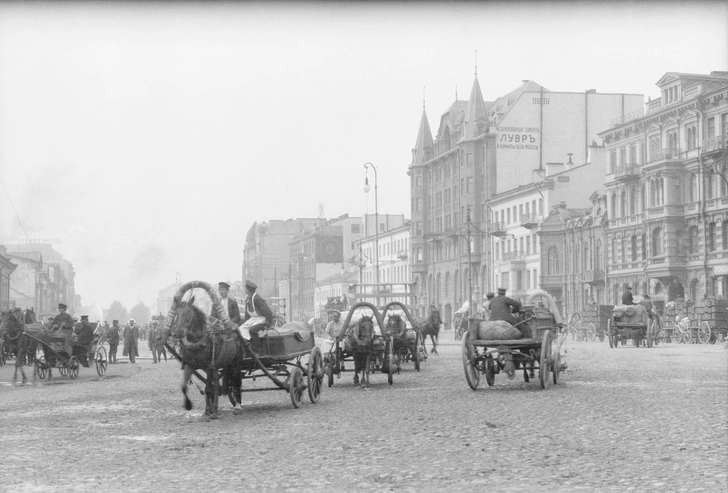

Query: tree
[129,301,151,325]
[106,301,128,324]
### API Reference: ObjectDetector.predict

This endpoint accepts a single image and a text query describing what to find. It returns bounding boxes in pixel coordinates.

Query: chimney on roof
[567,153,574,166]
[522,80,530,85]
[586,89,596,93]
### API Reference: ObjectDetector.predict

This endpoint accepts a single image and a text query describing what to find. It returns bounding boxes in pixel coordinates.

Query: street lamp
[364,162,380,287]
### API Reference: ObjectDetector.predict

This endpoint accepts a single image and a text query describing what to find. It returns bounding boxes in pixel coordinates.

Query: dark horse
[1,310,46,384]
[416,307,442,355]
[343,315,378,389]
[166,298,245,421]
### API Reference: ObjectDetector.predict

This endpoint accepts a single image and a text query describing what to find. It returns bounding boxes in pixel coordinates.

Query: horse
[416,308,442,355]
[165,297,245,422]
[344,315,378,389]
[0,310,47,383]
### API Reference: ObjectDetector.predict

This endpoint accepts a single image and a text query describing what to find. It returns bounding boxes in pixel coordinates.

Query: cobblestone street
[1,338,726,493]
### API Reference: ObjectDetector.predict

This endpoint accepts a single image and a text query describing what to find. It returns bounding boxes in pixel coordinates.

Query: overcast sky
[0,1,726,311]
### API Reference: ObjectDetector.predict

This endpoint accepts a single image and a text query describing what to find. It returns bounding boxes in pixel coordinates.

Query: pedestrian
[123,319,139,363]
[489,288,521,327]
[107,320,120,363]
[622,286,634,305]
[147,322,156,362]
[149,321,167,363]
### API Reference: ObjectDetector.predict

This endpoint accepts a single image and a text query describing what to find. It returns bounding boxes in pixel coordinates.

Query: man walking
[107,320,120,363]
[123,319,139,363]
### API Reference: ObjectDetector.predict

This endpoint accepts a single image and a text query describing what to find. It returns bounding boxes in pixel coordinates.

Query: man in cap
[239,280,274,353]
[482,292,495,319]
[622,286,634,306]
[107,320,120,363]
[72,315,95,366]
[212,282,242,326]
[51,303,75,332]
[488,288,522,327]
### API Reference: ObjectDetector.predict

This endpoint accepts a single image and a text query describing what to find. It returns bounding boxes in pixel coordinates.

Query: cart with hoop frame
[381,301,426,373]
[608,304,656,348]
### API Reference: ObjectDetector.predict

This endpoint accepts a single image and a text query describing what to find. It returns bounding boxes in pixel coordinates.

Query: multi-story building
[409,72,643,325]
[599,71,728,304]
[313,270,358,320]
[243,218,319,299]
[0,246,17,311]
[489,148,607,304]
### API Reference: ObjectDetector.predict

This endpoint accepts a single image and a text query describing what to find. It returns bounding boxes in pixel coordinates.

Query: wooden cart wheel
[306,347,323,403]
[539,330,551,389]
[586,323,596,342]
[95,346,108,376]
[325,362,334,388]
[68,356,80,380]
[58,362,68,376]
[568,313,582,341]
[35,355,48,379]
[608,319,617,349]
[698,322,711,345]
[414,333,421,371]
[461,337,480,390]
[552,349,561,385]
[386,341,394,385]
[0,342,5,366]
[682,321,693,344]
[289,367,304,409]
[484,354,496,387]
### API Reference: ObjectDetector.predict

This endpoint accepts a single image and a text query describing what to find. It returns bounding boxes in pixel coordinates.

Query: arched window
[658,177,665,205]
[620,191,627,218]
[689,174,698,202]
[688,226,700,254]
[652,228,663,257]
[547,247,560,275]
[622,237,630,265]
[595,241,602,270]
[708,223,716,251]
[641,184,646,212]
[723,221,728,251]
[612,238,618,264]
[583,242,590,270]
[667,130,677,150]
[631,235,638,262]
[650,180,656,207]
[707,173,716,199]
[690,279,699,302]
[610,193,617,219]
[642,233,647,259]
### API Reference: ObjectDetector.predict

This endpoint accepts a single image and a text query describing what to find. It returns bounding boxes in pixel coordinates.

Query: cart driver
[238,280,274,353]
[51,303,75,332]
[489,288,521,327]
[321,309,344,360]
[72,315,95,366]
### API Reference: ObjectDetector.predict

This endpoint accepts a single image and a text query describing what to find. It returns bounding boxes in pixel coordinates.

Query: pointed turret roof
[463,74,488,140]
[411,107,433,166]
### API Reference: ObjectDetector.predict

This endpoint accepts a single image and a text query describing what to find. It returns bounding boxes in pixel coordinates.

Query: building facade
[0,246,17,311]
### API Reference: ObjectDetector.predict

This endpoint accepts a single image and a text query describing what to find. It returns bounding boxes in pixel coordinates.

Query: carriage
[663,298,727,345]
[323,302,395,388]
[608,304,656,348]
[381,301,426,373]
[461,291,566,390]
[567,305,613,342]
[27,322,108,379]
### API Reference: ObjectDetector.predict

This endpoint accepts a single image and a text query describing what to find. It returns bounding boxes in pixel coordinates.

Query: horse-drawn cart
[461,291,566,390]
[323,302,395,388]
[28,322,107,379]
[608,304,655,348]
[381,301,426,373]
[567,305,612,342]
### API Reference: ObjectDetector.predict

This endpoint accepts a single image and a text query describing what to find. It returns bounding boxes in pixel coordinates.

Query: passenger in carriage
[489,288,521,327]
[239,280,274,353]
[72,315,95,366]
[621,286,634,305]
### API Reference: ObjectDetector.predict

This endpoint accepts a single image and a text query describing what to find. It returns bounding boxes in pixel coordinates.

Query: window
[526,270,531,289]
[584,243,590,270]
[416,221,422,236]
[723,221,728,251]
[630,145,637,165]
[707,173,716,200]
[416,197,422,212]
[689,174,698,202]
[631,235,638,262]
[516,271,523,290]
[547,247,560,275]
[688,226,700,254]
[611,193,617,218]
[610,150,617,173]
[630,187,637,215]
[621,191,627,217]
[652,228,663,257]
[466,177,473,193]
[667,130,677,150]
[641,185,646,212]
[708,223,716,251]
[723,113,728,136]
[707,117,716,138]
[507,208,511,224]
[620,147,626,166]
[686,125,697,150]
[595,240,602,270]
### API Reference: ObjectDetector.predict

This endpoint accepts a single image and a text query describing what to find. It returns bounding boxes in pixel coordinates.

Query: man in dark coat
[107,320,120,363]
[622,286,634,305]
[212,281,241,325]
[489,288,522,327]
[51,303,75,331]
[123,319,139,363]
[72,315,95,366]
[239,280,274,352]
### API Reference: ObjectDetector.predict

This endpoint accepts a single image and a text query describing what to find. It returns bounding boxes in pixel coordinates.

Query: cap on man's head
[58,303,67,310]
[218,282,230,290]
[80,315,89,320]
[245,280,257,291]
[113,320,118,323]
[497,288,507,295]
[625,286,632,290]
[329,309,341,316]
[486,292,495,299]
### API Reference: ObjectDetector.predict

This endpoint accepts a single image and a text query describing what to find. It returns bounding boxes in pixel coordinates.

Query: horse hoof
[233,408,243,416]
[200,414,211,422]
[210,413,219,420]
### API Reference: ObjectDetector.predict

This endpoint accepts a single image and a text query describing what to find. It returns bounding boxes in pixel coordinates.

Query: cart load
[476,320,523,340]
[612,304,648,322]
[257,323,313,358]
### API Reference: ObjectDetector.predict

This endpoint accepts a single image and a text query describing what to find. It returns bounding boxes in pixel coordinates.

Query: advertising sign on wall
[496,126,540,151]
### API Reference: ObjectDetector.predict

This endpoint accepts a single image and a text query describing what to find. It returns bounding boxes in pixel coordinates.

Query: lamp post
[364,162,380,287]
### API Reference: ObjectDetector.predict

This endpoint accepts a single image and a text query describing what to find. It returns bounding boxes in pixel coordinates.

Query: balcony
[502,250,525,262]
[702,135,728,156]
[644,255,686,279]
[539,274,563,289]
[582,269,605,284]
[648,148,681,164]
[396,250,408,260]
[520,213,541,230]
[613,163,641,182]
[460,253,482,264]
[488,221,508,237]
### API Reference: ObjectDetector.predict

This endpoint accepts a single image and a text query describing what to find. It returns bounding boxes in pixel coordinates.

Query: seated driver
[238,280,274,353]
[72,315,95,366]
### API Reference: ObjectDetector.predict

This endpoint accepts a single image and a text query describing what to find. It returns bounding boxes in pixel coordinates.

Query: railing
[610,108,645,128]
[488,221,507,235]
[702,135,728,153]
[649,148,681,163]
[613,163,640,179]
[396,250,408,260]
[520,213,541,228]
[502,250,525,261]
[582,270,605,283]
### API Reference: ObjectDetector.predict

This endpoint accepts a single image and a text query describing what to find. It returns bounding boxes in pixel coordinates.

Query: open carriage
[27,322,108,379]
[323,302,395,388]
[567,305,613,342]
[461,291,566,390]
[381,301,426,373]
[608,304,656,348]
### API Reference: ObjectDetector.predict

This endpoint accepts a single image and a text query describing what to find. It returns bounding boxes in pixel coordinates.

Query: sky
[0,1,726,312]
